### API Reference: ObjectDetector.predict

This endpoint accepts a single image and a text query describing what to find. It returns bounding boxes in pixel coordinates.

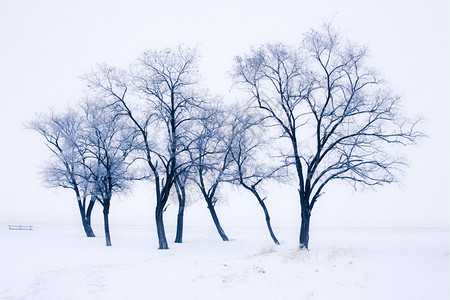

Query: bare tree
[229,106,284,245]
[28,109,96,237]
[80,100,137,246]
[85,46,201,249]
[173,166,193,243]
[233,24,421,249]
[190,105,233,242]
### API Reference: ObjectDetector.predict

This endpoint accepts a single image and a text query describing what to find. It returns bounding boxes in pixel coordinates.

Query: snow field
[0,224,448,300]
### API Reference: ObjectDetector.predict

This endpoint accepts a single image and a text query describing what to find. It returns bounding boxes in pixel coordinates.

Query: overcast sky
[0,0,448,229]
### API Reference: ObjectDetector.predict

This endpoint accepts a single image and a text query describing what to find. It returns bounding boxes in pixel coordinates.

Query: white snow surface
[0,224,448,300]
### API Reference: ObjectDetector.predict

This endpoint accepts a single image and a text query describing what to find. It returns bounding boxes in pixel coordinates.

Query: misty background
[0,0,448,230]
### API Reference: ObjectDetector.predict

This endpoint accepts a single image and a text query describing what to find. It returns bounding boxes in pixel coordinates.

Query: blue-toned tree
[233,24,421,249]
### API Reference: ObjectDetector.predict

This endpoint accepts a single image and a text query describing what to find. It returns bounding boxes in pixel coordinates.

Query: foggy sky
[0,0,448,228]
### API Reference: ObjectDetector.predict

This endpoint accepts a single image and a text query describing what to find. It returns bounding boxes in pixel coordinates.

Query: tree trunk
[299,208,311,250]
[77,199,95,237]
[83,219,95,237]
[85,199,96,237]
[155,203,169,249]
[206,199,229,241]
[174,190,185,243]
[103,202,112,246]
[258,198,279,245]
[245,187,279,245]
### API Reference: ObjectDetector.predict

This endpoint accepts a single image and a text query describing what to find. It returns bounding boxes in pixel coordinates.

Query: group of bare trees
[30,24,420,250]
[29,101,137,246]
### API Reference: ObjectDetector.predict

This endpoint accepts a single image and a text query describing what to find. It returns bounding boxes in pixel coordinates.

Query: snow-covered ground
[0,223,447,300]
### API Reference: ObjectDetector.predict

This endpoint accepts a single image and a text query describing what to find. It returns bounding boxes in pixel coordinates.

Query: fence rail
[8,225,33,231]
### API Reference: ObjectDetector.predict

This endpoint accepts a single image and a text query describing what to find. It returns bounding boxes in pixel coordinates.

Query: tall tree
[85,46,201,249]
[28,109,96,237]
[229,106,283,245]
[233,24,421,249]
[81,100,137,246]
[190,105,233,242]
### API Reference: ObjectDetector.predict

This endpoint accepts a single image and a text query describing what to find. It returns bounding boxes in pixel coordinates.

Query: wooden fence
[8,225,33,231]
